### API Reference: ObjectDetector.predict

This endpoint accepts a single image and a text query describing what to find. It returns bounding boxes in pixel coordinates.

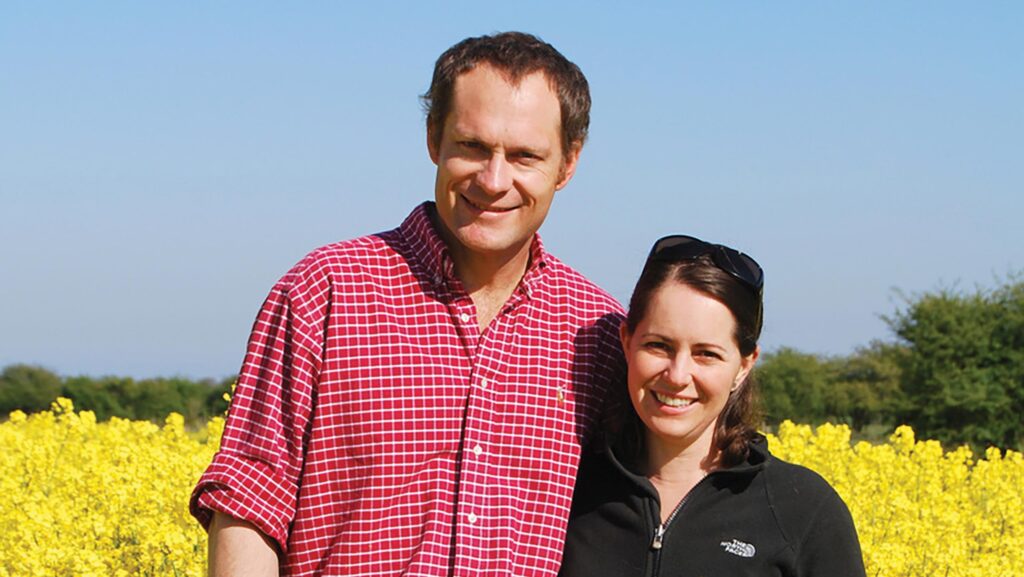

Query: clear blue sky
[2,2,1021,380]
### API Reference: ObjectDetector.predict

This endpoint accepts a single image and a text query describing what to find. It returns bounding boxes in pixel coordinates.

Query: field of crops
[2,399,1022,576]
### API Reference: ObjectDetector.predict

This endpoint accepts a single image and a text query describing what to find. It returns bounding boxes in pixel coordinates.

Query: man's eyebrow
[447,126,552,156]
[508,142,552,157]
[449,130,492,146]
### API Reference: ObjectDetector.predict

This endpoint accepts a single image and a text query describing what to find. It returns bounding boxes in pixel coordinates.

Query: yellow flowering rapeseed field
[768,422,1024,576]
[0,399,222,577]
[2,400,1023,576]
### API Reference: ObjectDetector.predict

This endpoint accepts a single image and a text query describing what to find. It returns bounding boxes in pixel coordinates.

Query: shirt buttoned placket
[450,283,532,576]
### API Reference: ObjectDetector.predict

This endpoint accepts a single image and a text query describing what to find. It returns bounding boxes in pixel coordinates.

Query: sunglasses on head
[645,235,764,297]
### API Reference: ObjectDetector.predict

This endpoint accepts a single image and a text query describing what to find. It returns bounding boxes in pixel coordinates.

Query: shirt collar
[398,201,550,294]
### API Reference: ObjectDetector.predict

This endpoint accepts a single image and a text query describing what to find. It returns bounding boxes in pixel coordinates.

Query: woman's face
[621,281,758,458]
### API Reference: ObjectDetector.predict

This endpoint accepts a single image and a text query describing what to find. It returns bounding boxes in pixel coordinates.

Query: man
[191,31,624,576]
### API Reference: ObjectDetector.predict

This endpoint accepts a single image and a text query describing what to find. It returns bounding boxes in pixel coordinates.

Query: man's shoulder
[538,252,624,315]
[284,232,395,278]
[266,224,422,305]
[305,231,396,264]
[284,203,439,282]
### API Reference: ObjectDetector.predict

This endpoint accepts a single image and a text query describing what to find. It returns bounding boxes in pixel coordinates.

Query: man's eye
[459,141,485,151]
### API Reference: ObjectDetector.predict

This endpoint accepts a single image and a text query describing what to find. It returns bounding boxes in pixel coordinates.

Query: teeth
[653,391,693,408]
[465,197,515,212]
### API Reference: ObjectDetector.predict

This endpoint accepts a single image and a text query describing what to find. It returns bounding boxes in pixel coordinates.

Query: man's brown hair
[422,31,591,160]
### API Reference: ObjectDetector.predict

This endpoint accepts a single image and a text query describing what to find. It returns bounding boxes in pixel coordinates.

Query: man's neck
[426,206,537,329]
[452,243,532,330]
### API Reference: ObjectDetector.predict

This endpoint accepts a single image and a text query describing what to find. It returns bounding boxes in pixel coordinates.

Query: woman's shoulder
[564,450,654,577]
[761,455,858,540]
[760,455,866,575]
[762,454,849,517]
[574,450,632,498]
[572,447,655,513]
[763,455,838,497]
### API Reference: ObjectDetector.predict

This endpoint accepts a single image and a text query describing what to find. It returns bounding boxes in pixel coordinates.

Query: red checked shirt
[191,203,625,577]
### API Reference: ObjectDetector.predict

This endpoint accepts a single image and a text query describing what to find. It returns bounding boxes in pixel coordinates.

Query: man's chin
[450,230,533,261]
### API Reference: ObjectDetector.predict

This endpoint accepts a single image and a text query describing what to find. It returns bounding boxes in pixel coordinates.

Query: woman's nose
[662,355,694,388]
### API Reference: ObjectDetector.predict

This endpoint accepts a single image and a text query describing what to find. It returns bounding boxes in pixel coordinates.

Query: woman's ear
[733,345,760,391]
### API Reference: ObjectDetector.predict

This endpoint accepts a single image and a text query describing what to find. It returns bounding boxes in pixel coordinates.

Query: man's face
[428,64,580,267]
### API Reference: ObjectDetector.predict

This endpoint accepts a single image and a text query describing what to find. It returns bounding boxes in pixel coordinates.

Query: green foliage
[756,276,1022,450]
[828,341,907,430]
[61,375,130,420]
[887,276,1024,450]
[0,364,63,414]
[757,343,905,429]
[1,366,233,426]
[758,347,829,424]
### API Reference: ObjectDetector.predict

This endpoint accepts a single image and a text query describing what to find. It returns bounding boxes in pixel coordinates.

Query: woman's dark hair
[421,31,591,162]
[618,253,764,468]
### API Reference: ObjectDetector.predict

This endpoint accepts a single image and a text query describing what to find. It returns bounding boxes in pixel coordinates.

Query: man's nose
[476,154,513,194]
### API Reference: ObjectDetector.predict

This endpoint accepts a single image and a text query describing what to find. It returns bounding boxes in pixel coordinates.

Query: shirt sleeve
[189,262,326,553]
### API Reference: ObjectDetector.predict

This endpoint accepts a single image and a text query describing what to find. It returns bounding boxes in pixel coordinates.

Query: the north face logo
[720,539,756,558]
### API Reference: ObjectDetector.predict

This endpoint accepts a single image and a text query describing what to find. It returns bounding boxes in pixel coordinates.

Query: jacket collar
[602,432,771,497]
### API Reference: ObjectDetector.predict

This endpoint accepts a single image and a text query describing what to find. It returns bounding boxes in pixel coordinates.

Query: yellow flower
[3,402,1023,576]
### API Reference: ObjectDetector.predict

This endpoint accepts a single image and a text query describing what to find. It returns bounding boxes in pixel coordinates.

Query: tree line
[2,276,1021,449]
[0,366,233,425]
[758,275,1023,451]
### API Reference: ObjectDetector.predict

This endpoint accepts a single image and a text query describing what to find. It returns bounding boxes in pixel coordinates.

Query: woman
[561,235,865,577]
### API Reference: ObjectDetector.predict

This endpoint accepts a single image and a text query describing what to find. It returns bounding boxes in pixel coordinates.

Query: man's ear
[619,320,631,356]
[555,141,583,190]
[427,125,440,165]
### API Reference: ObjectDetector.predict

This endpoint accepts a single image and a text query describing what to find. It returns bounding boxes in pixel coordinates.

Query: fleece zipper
[646,475,711,576]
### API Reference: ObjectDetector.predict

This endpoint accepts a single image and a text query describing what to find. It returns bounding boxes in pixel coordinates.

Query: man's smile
[462,194,519,213]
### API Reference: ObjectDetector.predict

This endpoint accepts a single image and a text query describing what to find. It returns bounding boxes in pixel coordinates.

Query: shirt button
[460,312,471,323]
[473,444,483,457]
[480,378,488,390]
[467,512,478,524]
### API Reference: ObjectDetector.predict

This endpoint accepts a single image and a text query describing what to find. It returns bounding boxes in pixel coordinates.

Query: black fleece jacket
[560,435,866,577]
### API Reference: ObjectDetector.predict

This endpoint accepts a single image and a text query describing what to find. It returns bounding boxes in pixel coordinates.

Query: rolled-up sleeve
[190,261,325,553]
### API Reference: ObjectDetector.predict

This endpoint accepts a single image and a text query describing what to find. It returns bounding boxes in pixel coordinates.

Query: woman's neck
[644,434,719,523]
[644,429,718,476]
